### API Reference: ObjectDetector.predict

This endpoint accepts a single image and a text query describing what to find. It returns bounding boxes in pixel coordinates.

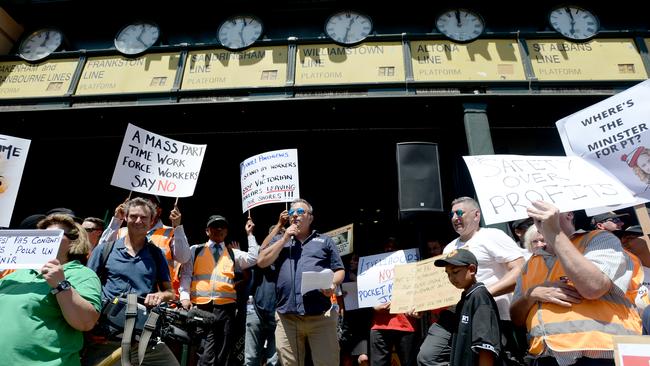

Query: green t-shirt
[0,260,102,366]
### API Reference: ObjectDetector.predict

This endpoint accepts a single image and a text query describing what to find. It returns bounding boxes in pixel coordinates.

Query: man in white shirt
[417,196,525,366]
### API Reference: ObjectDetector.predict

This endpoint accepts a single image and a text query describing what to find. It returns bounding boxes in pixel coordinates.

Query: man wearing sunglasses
[257,198,345,366]
[590,211,627,232]
[418,196,525,366]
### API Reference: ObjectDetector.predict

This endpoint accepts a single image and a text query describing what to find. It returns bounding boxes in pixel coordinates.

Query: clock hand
[565,8,576,34]
[240,20,247,45]
[455,10,462,27]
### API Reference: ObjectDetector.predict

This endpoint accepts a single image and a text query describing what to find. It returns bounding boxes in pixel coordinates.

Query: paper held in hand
[301,268,334,294]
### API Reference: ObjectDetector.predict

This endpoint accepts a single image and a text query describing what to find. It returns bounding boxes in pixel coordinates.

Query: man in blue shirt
[257,198,345,366]
[83,197,178,366]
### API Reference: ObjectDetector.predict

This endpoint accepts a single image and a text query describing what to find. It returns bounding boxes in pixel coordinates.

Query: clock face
[18,28,63,62]
[436,8,485,42]
[218,15,263,50]
[115,22,160,55]
[325,11,373,45]
[549,6,599,40]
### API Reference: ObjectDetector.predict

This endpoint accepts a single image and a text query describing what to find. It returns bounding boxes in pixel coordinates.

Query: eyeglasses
[608,218,622,224]
[84,227,102,232]
[450,209,471,218]
[288,207,310,216]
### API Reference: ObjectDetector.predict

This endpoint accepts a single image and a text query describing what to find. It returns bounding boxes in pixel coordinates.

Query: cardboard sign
[240,149,299,212]
[390,255,462,314]
[356,249,419,308]
[324,224,353,256]
[111,124,206,197]
[0,230,63,269]
[463,155,635,225]
[0,134,31,227]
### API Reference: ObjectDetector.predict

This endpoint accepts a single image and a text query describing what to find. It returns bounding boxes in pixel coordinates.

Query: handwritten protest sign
[325,224,353,256]
[0,134,30,227]
[357,249,419,308]
[0,230,63,269]
[390,256,462,314]
[613,336,650,366]
[240,149,299,212]
[464,155,635,225]
[111,124,206,197]
[557,80,650,201]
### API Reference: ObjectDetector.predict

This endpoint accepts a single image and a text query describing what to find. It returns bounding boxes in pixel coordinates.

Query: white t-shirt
[445,227,523,320]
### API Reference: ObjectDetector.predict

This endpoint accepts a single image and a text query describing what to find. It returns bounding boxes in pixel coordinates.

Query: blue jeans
[245,308,278,366]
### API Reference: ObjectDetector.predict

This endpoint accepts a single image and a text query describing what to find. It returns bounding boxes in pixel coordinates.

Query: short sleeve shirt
[0,260,102,366]
[450,282,502,366]
[275,231,344,315]
[87,237,171,301]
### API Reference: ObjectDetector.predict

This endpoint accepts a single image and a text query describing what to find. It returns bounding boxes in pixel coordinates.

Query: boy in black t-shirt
[434,249,502,366]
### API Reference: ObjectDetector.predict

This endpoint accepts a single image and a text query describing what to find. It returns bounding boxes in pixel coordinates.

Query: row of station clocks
[17,5,600,62]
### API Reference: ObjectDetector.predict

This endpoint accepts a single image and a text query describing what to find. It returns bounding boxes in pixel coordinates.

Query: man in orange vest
[99,194,190,296]
[178,214,259,366]
[511,200,642,366]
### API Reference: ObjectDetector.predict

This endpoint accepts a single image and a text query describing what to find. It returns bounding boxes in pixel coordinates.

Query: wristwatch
[51,280,72,295]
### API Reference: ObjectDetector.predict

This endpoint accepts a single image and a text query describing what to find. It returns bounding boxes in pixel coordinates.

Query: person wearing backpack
[83,197,178,366]
[178,214,260,366]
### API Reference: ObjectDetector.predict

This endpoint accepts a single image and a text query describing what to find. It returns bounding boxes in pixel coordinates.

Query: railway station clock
[18,28,64,62]
[114,21,160,56]
[548,5,599,41]
[435,8,485,43]
[217,15,263,51]
[324,11,373,45]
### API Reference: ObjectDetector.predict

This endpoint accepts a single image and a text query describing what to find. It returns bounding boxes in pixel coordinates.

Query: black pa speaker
[396,142,443,217]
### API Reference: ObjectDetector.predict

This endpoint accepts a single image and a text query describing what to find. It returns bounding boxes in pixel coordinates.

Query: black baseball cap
[206,215,228,228]
[46,207,82,223]
[624,225,643,235]
[434,249,478,267]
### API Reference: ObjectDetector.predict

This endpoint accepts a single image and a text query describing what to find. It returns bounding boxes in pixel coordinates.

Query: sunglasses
[450,209,471,218]
[288,207,309,216]
[84,227,102,233]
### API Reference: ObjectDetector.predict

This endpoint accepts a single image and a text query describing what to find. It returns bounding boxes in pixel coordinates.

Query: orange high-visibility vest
[625,250,650,309]
[118,226,178,293]
[520,230,642,356]
[190,243,237,305]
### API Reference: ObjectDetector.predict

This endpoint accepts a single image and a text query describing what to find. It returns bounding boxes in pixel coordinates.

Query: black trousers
[370,328,419,366]
[197,302,237,366]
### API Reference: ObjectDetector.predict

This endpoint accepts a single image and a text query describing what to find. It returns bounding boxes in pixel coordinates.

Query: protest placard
[613,335,650,366]
[464,155,635,225]
[111,123,207,197]
[0,134,30,228]
[240,149,299,212]
[356,249,419,308]
[0,230,63,269]
[325,224,353,256]
[557,79,650,201]
[390,256,462,314]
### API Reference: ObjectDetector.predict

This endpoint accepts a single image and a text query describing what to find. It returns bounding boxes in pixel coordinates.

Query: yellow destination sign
[75,53,180,95]
[0,59,78,99]
[295,42,405,85]
[526,39,647,81]
[181,46,288,90]
[410,40,526,81]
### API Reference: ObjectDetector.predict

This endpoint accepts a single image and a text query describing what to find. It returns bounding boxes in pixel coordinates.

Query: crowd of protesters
[1,193,650,366]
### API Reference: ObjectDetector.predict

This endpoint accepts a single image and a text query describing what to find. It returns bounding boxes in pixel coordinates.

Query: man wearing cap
[99,194,190,296]
[256,198,345,366]
[418,196,525,366]
[179,214,259,366]
[590,211,627,232]
[511,201,641,366]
